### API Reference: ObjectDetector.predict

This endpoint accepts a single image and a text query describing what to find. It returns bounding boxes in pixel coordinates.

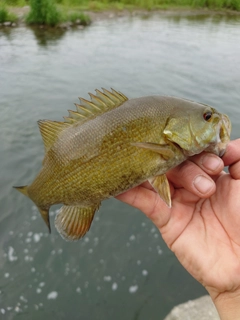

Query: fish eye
[203,111,212,121]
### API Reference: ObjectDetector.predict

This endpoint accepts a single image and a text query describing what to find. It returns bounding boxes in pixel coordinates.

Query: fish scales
[14,89,231,241]
[29,97,179,204]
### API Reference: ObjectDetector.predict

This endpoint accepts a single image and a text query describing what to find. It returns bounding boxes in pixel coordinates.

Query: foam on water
[157,246,163,255]
[24,255,33,261]
[112,283,118,291]
[129,234,136,241]
[33,233,41,242]
[103,276,112,282]
[8,246,18,262]
[142,270,148,276]
[19,296,28,303]
[129,285,138,294]
[47,291,58,300]
[76,287,81,293]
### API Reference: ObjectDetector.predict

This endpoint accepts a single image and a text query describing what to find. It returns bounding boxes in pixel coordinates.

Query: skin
[116,138,240,320]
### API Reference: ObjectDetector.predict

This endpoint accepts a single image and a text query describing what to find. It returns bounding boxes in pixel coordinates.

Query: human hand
[116,139,240,319]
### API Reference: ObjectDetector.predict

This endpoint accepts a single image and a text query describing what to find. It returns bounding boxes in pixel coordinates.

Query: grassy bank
[0,4,17,23]
[1,0,91,26]
[1,0,239,26]
[61,0,240,11]
[3,0,240,11]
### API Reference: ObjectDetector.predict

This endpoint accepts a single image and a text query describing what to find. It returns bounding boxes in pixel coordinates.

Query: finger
[138,180,156,192]
[189,152,224,175]
[229,162,240,180]
[134,180,174,196]
[116,186,170,228]
[167,160,216,198]
[222,139,240,167]
[116,185,158,215]
[221,139,240,180]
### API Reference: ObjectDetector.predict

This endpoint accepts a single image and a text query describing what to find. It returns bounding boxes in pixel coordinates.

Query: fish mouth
[205,114,231,157]
[218,149,226,157]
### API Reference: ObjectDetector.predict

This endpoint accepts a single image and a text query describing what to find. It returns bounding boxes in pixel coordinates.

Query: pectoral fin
[55,204,100,241]
[148,174,171,208]
[131,142,174,158]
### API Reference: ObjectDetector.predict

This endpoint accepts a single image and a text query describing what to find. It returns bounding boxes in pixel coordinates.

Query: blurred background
[0,1,240,319]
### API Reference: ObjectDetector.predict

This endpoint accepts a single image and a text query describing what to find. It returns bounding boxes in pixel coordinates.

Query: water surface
[0,12,240,320]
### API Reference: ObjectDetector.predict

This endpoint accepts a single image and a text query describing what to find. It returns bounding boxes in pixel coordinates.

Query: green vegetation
[26,0,61,26]
[2,0,240,27]
[67,11,91,25]
[193,0,240,10]
[3,0,26,5]
[0,6,8,22]
[24,0,91,26]
[0,4,17,22]
[53,0,240,11]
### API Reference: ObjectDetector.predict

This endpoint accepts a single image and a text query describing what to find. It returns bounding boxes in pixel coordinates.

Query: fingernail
[193,175,214,194]
[202,155,221,171]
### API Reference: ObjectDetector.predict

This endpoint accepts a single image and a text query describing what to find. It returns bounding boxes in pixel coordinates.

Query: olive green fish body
[14,90,231,241]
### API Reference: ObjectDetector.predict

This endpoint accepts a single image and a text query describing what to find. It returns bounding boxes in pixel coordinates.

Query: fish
[14,88,231,241]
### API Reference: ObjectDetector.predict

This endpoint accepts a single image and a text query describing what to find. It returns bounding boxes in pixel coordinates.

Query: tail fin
[37,207,51,233]
[13,185,51,233]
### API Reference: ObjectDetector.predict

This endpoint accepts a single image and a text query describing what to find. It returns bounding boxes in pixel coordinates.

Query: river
[0,12,240,320]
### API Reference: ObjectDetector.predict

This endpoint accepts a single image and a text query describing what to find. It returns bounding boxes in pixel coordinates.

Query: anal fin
[55,204,100,241]
[149,174,171,208]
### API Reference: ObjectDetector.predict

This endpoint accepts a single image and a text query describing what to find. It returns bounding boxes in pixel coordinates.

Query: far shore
[2,5,240,29]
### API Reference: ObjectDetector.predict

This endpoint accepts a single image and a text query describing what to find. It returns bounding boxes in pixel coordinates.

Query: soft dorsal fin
[38,120,70,152]
[63,88,128,125]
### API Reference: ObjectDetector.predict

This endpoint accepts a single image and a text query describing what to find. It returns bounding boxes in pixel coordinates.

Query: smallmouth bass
[14,88,231,241]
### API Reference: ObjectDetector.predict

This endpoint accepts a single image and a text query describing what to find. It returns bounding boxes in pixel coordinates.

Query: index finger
[166,153,222,198]
[222,139,240,166]
[116,183,168,224]
[222,139,240,179]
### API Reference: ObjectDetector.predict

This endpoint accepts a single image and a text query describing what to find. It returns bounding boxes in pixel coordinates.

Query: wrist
[207,289,240,320]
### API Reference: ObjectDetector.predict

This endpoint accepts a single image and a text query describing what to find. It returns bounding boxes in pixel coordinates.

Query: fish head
[203,112,231,157]
[163,103,231,157]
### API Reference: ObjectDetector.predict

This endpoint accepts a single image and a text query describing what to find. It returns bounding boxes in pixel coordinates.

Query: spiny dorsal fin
[38,120,70,152]
[64,88,128,125]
